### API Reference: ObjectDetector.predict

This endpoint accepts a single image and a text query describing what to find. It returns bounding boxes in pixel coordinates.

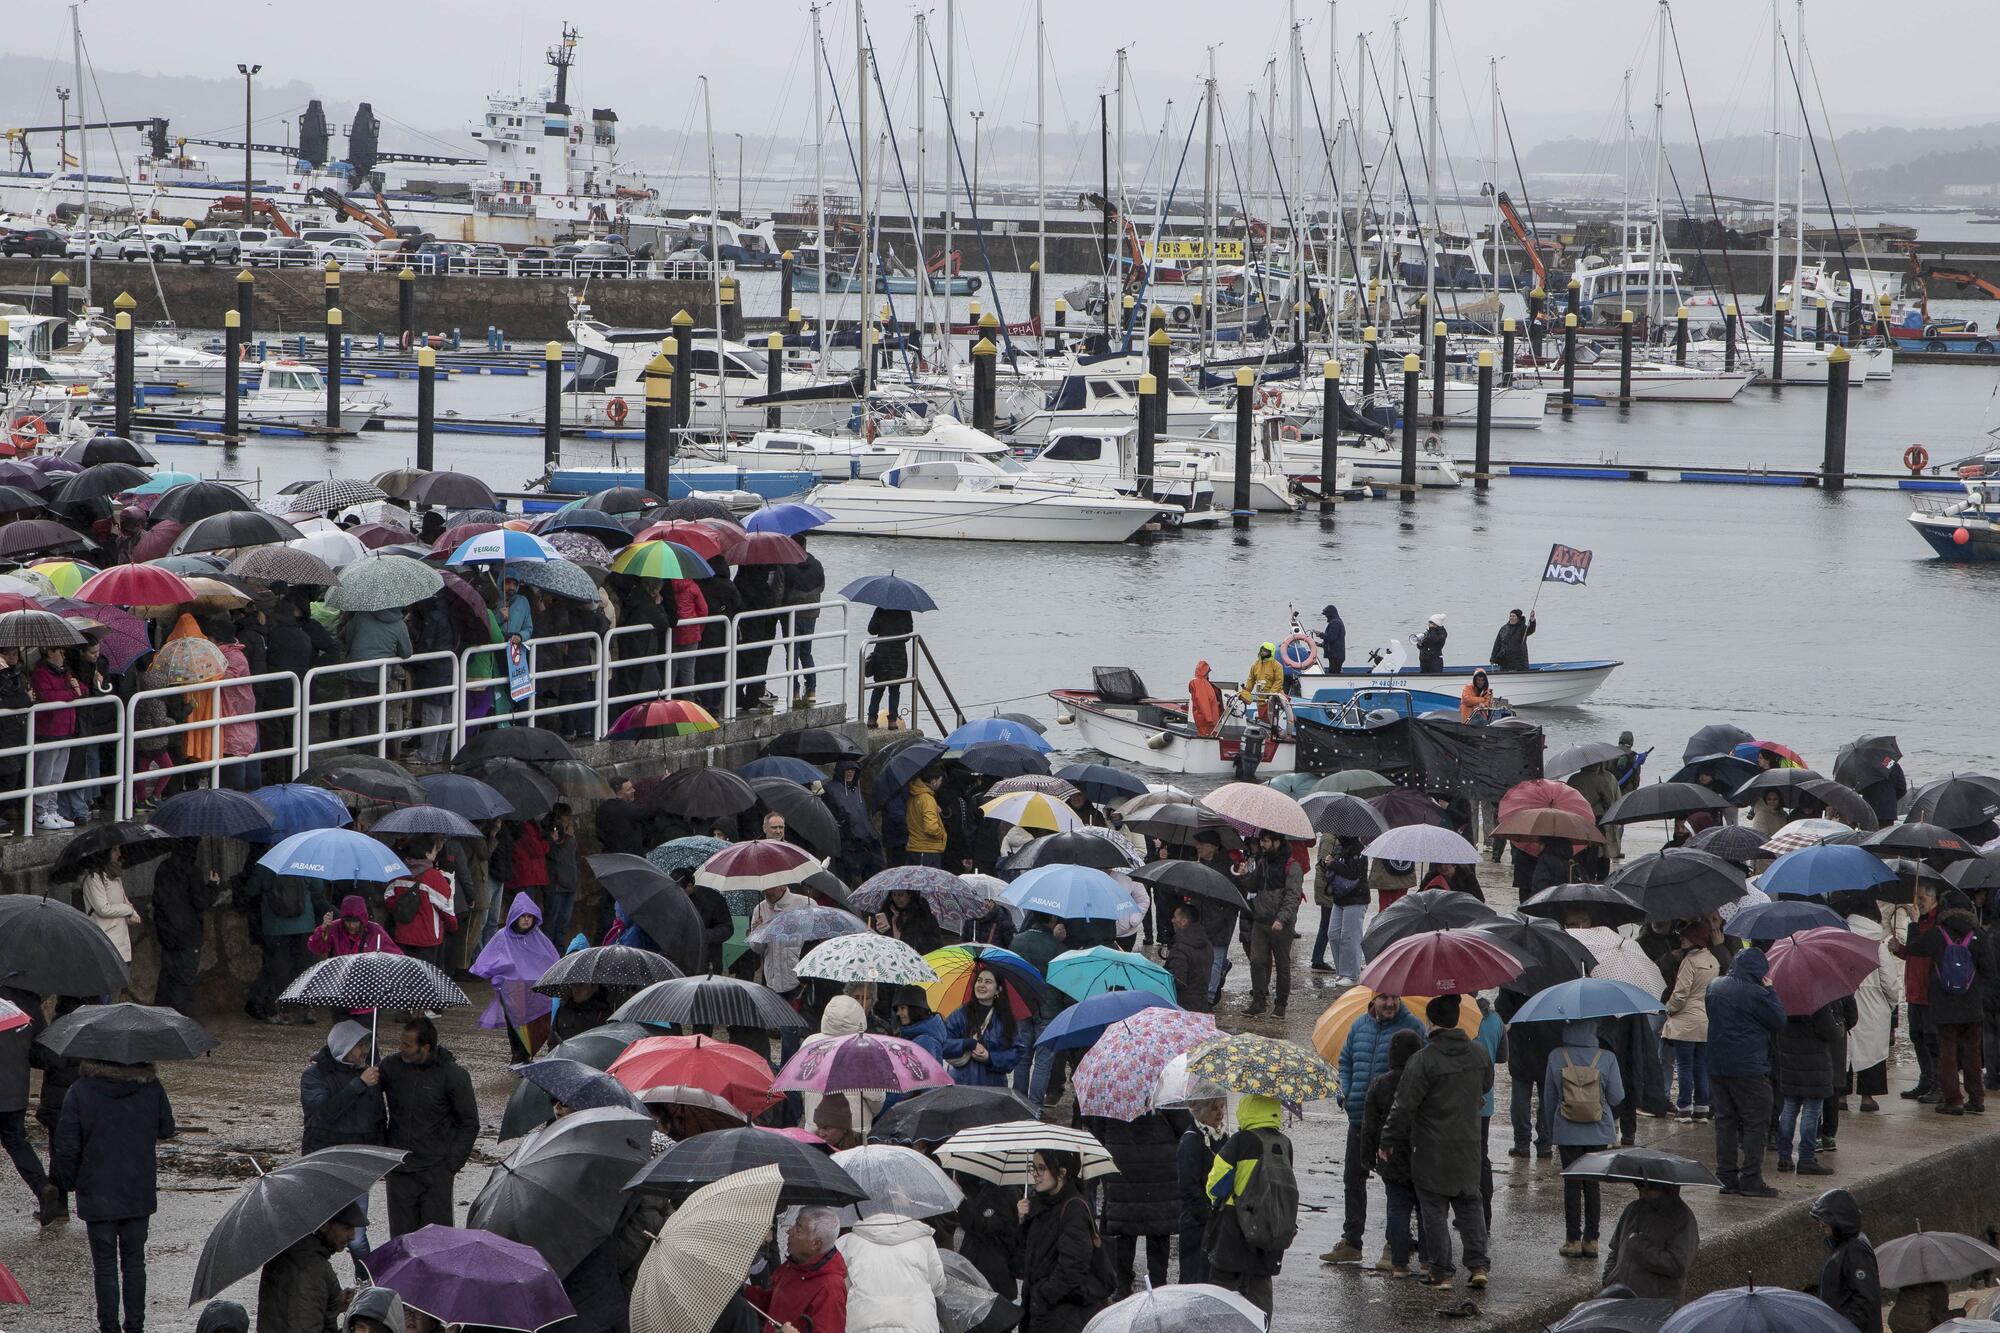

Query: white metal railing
[118,670,303,820]
[301,650,461,769]
[381,253,728,282]
[0,695,124,833]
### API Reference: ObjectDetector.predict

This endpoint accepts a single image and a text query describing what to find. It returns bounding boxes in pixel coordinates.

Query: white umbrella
[831,1144,964,1221]
[1363,824,1481,865]
[796,933,939,986]
[1083,1284,1264,1333]
[935,1119,1116,1186]
[1569,926,1667,993]
[630,1163,783,1333]
[1152,1051,1230,1109]
[287,529,369,569]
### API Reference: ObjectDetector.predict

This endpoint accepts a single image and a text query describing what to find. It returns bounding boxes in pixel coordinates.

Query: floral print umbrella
[1072,1008,1220,1121]
[796,933,939,985]
[1186,1033,1340,1102]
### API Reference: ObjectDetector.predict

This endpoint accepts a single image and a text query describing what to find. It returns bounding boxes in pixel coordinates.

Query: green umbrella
[1315,769,1396,798]
[1264,773,1319,797]
[611,540,714,581]
[326,553,444,612]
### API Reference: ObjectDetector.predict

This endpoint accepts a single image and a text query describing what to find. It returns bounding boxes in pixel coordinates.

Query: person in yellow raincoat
[1239,644,1284,702]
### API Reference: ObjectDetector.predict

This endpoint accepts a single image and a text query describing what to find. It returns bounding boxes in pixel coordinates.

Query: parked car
[468,243,508,275]
[187,228,243,265]
[0,228,66,258]
[570,240,631,276]
[368,235,421,270]
[516,245,555,276]
[310,234,376,267]
[64,229,111,258]
[103,224,189,262]
[413,239,476,274]
[246,236,316,268]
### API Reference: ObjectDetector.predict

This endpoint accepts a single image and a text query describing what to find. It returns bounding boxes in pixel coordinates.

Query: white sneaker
[36,813,72,830]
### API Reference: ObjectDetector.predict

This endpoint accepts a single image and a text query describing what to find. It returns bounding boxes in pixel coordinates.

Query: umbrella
[1500,778,1596,827]
[851,865,994,919]
[316,761,429,807]
[583,856,706,974]
[798,933,938,986]
[746,777,840,857]
[468,1104,657,1277]
[222,545,338,587]
[245,784,353,839]
[1793,779,1882,830]
[1299,790,1391,839]
[956,741,1051,779]
[773,1031,952,1097]
[1546,741,1626,780]
[745,904,867,945]
[187,1145,407,1302]
[1362,824,1482,864]
[506,557,596,602]
[1083,1285,1264,1333]
[996,775,1083,801]
[608,698,720,739]
[648,767,758,819]
[870,1085,1038,1146]
[1762,818,1860,856]
[731,530,806,566]
[632,519,728,560]
[1562,927,1667,993]
[544,507,636,543]
[280,952,470,1012]
[147,789,275,839]
[455,725,578,766]
[1005,829,1142,872]
[460,758,559,822]
[403,470,499,509]
[1310,986,1482,1066]
[37,1003,217,1063]
[369,1225,575,1332]
[1002,864,1140,922]
[839,573,937,611]
[1474,912,1597,992]
[1864,822,1979,862]
[1561,1146,1721,1187]
[1760,845,1899,899]
[1732,768,1828,806]
[1507,977,1664,1024]
[420,771,515,820]
[1764,926,1886,1015]
[745,501,833,536]
[1127,860,1246,910]
[1037,990,1179,1049]
[1370,787,1447,829]
[614,973,808,1031]
[630,1164,784,1333]
[0,608,84,648]
[0,485,43,516]
[511,1059,653,1117]
[172,509,300,553]
[62,434,156,466]
[1905,775,2000,833]
[579,486,662,514]
[942,1247,1006,1333]
[1689,824,1777,863]
[369,804,483,841]
[935,1120,1115,1185]
[1683,723,1757,766]
[869,738,949,806]
[1069,1006,1221,1120]
[544,530,613,566]
[1201,782,1312,839]
[923,944,1047,1020]
[25,559,98,599]
[431,521,499,553]
[448,528,559,565]
[763,727,865,763]
[1187,1032,1340,1101]
[608,1035,780,1117]
[1948,855,2000,893]
[627,1125,867,1204]
[294,478,387,511]
[257,828,407,882]
[833,1143,963,1221]
[1360,888,1500,960]
[499,1021,660,1141]
[1726,898,1846,941]
[1601,782,1736,826]
[1606,849,1748,922]
[52,820,176,873]
[944,717,1053,752]
[979,791,1081,835]
[53,461,148,503]
[326,553,443,612]
[1659,1285,1856,1333]
[1877,1230,2000,1289]
[0,519,86,558]
[73,563,192,607]
[536,946,684,995]
[287,528,369,569]
[609,539,714,581]
[1045,946,1177,1003]
[1358,928,1524,995]
[1312,769,1396,798]
[1833,735,1902,789]
[150,481,253,525]
[647,835,729,875]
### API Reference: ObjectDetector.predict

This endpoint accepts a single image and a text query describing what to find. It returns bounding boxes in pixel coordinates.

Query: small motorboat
[1050,668,1297,776]
[176,359,390,428]
[1909,467,2000,560]
[1296,638,1620,708]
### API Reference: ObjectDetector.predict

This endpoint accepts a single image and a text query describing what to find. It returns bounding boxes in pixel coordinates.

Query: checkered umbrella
[630,1165,785,1333]
[0,609,84,648]
[279,952,470,1012]
[224,545,338,587]
[294,478,387,512]
[507,558,597,602]
[646,836,728,874]
[327,554,444,612]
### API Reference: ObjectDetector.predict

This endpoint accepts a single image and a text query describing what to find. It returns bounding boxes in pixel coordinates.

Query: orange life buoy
[1904,444,1929,474]
[1256,386,1281,411]
[1278,423,1303,441]
[6,414,47,454]
[1277,632,1319,671]
[399,328,415,352]
[606,397,629,424]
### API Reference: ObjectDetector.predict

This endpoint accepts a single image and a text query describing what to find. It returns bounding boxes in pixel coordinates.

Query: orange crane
[1492,188,1563,288]
[306,187,399,239]
[209,197,296,236]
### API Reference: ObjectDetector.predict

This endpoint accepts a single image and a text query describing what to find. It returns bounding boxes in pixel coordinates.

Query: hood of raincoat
[470,891,561,983]
[820,994,866,1037]
[847,1212,935,1246]
[338,894,369,922]
[1387,1027,1422,1072]
[342,1284,407,1331]
[504,890,543,931]
[195,1300,250,1333]
[1810,1187,1863,1240]
[1561,1018,1600,1047]
[1194,661,1211,680]
[326,1019,369,1062]
[1237,1093,1282,1132]
[1729,946,1769,984]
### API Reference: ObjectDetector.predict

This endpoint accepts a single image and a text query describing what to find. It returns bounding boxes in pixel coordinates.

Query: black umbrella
[1795,779,1882,831]
[1370,787,1446,829]
[455,725,579,768]
[1682,723,1755,767]
[1518,881,1648,928]
[317,763,428,807]
[172,509,301,553]
[150,481,256,525]
[1730,768,1827,805]
[463,758,560,822]
[870,1085,1039,1146]
[62,435,158,467]
[1120,801,1242,850]
[53,462,148,504]
[748,777,840,858]
[543,759,613,802]
[625,1126,867,1205]
[1002,830,1138,872]
[1606,848,1747,923]
[762,727,865,764]
[1832,735,1902,790]
[647,767,757,820]
[368,804,483,840]
[611,973,808,1031]
[540,508,635,544]
[535,946,685,995]
[279,953,471,1013]
[0,518,87,558]
[994,712,1047,735]
[1885,857,1949,900]
[1128,860,1247,910]
[37,1002,219,1063]
[1863,821,1979,863]
[955,741,1051,780]
[1545,741,1625,780]
[1474,912,1597,994]
[1360,889,1500,960]
[0,896,131,996]
[1549,1297,1675,1333]
[420,771,515,820]
[510,1061,651,1117]
[150,789,275,838]
[584,486,662,515]
[653,496,736,522]
[870,739,948,807]
[500,1021,660,1141]
[0,485,46,515]
[1945,854,2000,893]
[1299,791,1391,839]
[53,821,176,873]
[1687,824,1776,864]
[188,1145,407,1302]
[800,867,854,910]
[1903,775,2000,834]
[1562,1146,1721,1187]
[1600,783,1735,826]
[297,752,408,785]
[403,471,499,510]
[584,854,706,973]
[1052,763,1148,805]
[470,1103,657,1276]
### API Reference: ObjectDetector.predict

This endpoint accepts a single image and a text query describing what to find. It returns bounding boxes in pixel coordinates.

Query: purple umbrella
[43,598,151,671]
[365,1225,574,1331]
[21,456,81,474]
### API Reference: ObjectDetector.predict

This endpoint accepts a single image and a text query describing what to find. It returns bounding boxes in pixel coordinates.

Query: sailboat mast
[1330,2,1343,363]
[702,78,729,433]
[1289,2,1304,351]
[914,10,927,362]
[1620,70,1631,260]
[857,0,872,393]
[1648,0,1667,327]
[1115,48,1127,222]
[1769,0,1781,311]
[1036,0,1046,327]
[1488,58,1499,304]
[1204,48,1218,367]
[942,0,954,375]
[73,4,90,303]
[1424,0,1438,322]
[1385,20,1402,320]
[1353,31,1367,335]
[813,4,827,371]
[1794,0,1807,291]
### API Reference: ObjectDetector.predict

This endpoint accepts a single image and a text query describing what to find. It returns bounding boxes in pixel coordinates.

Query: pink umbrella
[0,997,29,1034]
[1358,928,1523,996]
[1765,926,1884,1016]
[693,838,820,893]
[1200,782,1313,840]
[74,563,195,607]
[772,1032,952,1096]
[1072,1008,1220,1121]
[1499,778,1596,857]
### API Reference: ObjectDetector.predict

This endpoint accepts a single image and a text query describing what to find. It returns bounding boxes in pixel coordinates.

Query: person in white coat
[836,1211,946,1333]
[800,996,885,1140]
[81,849,141,966]
[1845,912,1903,1114]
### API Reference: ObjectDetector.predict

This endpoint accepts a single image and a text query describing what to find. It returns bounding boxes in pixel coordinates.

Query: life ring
[6,414,47,452]
[1277,632,1319,671]
[1170,304,1193,328]
[1903,444,1929,474]
[1278,423,1303,441]
[399,328,415,352]
[605,397,629,424]
[1256,386,1281,411]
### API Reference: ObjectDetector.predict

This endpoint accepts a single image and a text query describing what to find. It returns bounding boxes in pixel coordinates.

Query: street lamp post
[237,63,261,228]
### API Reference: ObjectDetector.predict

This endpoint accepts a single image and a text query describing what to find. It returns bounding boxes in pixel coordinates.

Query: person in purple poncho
[470,892,562,1060]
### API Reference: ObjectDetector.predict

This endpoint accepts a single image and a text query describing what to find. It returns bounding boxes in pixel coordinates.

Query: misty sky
[8,0,1999,182]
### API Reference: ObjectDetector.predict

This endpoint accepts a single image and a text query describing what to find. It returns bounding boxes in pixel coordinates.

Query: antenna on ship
[547,24,579,112]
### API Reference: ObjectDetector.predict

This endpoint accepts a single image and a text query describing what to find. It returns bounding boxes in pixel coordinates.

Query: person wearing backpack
[1909,888,1988,1114]
[1382,995,1494,1290]
[1014,1149,1111,1333]
[236,862,330,1025]
[1544,1018,1625,1259]
[1203,1093,1297,1316]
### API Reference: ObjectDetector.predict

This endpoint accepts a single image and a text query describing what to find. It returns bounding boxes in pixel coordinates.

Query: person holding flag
[470,893,561,1060]
[1490,611,1537,672]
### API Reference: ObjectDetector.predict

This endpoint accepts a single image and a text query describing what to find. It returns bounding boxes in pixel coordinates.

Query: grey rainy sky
[5,0,1998,183]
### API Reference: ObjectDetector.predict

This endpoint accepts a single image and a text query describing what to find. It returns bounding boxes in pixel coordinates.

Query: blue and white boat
[1909,468,2000,560]
[1297,658,1620,708]
[1292,685,1501,728]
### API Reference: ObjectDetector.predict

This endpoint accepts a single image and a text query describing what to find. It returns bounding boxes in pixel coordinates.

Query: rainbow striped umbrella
[610,540,715,581]
[608,698,719,738]
[921,944,1046,1021]
[28,560,99,597]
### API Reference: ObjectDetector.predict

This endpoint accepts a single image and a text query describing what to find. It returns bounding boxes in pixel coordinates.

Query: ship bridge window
[1043,435,1103,462]
[1165,376,1198,396]
[1087,382,1121,402]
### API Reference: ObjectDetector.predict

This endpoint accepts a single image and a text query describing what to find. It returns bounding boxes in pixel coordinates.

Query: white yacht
[685,428,903,480]
[1021,426,1222,523]
[1006,355,1221,442]
[60,316,232,394]
[177,360,390,428]
[2,313,98,388]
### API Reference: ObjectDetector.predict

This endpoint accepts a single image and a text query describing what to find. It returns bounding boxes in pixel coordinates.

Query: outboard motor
[1233,718,1268,781]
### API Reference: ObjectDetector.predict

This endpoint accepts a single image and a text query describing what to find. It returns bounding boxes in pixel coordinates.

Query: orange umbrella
[1492,807,1605,844]
[1311,984,1481,1070]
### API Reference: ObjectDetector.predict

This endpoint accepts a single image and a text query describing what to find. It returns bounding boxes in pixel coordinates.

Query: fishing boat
[1295,644,1620,708]
[1049,676,1297,776]
[1908,468,2000,560]
[1291,684,1510,727]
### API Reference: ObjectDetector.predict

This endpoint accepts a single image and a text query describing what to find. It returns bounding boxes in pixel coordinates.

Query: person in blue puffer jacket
[1322,991,1427,1265]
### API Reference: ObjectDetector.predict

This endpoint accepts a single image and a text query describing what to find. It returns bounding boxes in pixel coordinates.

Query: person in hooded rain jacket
[471,893,562,1060]
[1545,1018,1625,1258]
[1602,1183,1699,1302]
[195,1299,250,1333]
[1239,645,1283,703]
[339,1281,406,1333]
[1015,1148,1108,1333]
[376,1015,477,1237]
[308,895,402,961]
[1415,615,1448,675]
[1320,605,1347,674]
[1188,661,1223,738]
[1811,1188,1883,1332]
[1907,887,1988,1114]
[803,995,887,1134]
[52,1059,176,1333]
[256,1200,361,1333]
[1489,609,1536,672]
[1324,992,1426,1265]
[1459,669,1496,723]
[1382,995,1493,1289]
[837,1211,946,1333]
[1705,946,1786,1196]
[1203,1093,1294,1315]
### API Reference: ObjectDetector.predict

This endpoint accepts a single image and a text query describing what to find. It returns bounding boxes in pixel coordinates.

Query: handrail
[301,650,461,769]
[0,695,125,834]
[119,669,305,821]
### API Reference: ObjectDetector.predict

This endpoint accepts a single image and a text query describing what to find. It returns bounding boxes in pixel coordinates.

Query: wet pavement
[0,852,1976,1331]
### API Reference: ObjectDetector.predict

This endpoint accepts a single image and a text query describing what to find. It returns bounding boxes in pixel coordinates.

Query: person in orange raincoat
[1459,668,1495,723]
[1189,661,1223,737]
[162,614,222,765]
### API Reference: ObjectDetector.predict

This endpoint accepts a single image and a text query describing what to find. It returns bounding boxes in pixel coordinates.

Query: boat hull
[809,483,1161,542]
[548,467,816,501]
[1300,659,1621,708]
[1910,514,2000,560]
[1050,689,1296,776]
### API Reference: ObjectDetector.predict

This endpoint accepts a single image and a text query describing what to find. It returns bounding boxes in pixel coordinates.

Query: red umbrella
[431,522,499,554]
[0,593,40,613]
[694,838,820,893]
[696,516,749,558]
[1497,778,1597,857]
[1491,807,1605,844]
[606,1034,779,1117]
[74,563,195,607]
[1357,928,1523,996]
[632,520,728,560]
[1764,926,1884,1016]
[131,521,184,563]
[0,1256,24,1305]
[732,531,807,566]
[349,522,412,550]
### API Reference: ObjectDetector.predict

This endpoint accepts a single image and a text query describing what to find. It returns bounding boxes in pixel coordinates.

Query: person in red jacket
[750,1206,848,1333]
[672,579,708,690]
[506,817,551,914]
[1889,888,1942,1103]
[27,645,82,830]
[383,841,460,966]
